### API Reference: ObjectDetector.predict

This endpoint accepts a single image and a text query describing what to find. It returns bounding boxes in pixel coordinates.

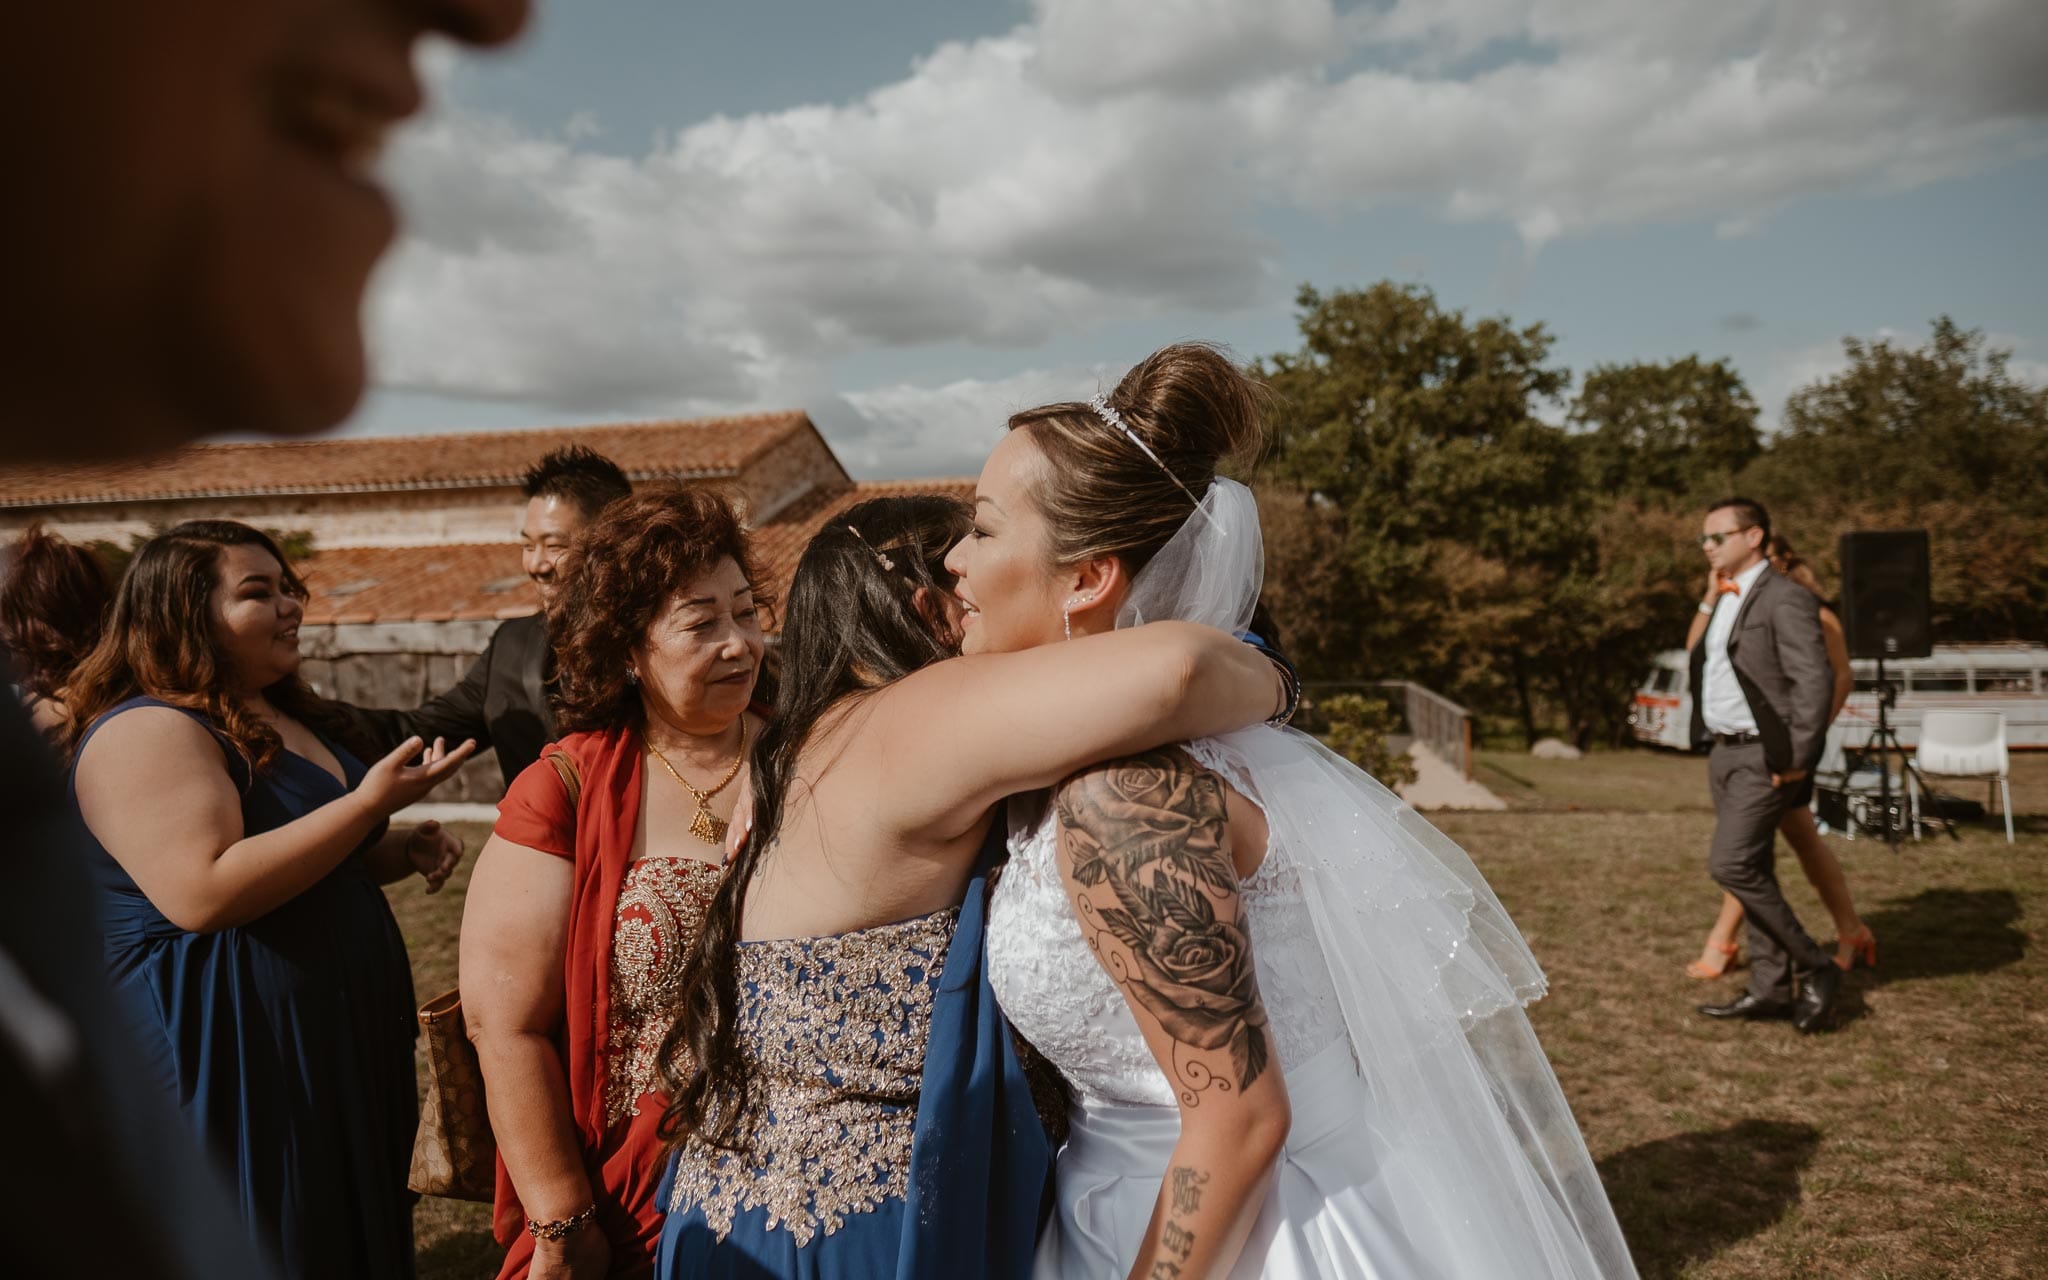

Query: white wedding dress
[984,479,1639,1280]
[990,788,1447,1279]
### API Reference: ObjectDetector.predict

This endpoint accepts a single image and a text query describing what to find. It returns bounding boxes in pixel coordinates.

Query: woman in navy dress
[651,496,1290,1278]
[64,521,478,1279]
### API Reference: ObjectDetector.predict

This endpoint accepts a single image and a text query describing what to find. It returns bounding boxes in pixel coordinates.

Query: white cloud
[830,365,1112,478]
[369,0,2048,420]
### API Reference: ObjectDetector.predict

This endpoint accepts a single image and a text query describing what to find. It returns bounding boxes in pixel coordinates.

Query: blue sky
[348,0,2048,477]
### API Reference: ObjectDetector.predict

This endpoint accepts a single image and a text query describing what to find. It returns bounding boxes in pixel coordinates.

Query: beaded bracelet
[528,1204,597,1242]
[1265,653,1301,727]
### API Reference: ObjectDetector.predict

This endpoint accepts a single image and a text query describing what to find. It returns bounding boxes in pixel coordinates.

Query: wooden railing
[1305,679,1475,780]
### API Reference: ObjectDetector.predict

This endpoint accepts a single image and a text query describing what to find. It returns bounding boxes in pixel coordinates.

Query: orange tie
[1716,575,1741,597]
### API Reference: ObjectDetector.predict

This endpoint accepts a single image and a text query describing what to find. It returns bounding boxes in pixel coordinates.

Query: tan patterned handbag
[408,750,582,1201]
[407,987,495,1201]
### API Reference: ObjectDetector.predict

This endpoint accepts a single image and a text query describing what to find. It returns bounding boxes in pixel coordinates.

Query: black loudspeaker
[1839,530,1931,660]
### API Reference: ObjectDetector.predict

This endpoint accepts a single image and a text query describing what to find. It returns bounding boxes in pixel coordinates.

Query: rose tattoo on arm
[1054,748,1271,1103]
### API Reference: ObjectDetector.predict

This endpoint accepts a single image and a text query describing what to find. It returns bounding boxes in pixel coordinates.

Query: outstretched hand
[355,735,478,820]
[404,819,464,893]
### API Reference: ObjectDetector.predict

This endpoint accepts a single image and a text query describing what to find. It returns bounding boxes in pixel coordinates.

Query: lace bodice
[604,856,722,1127]
[986,744,1347,1108]
[666,907,957,1244]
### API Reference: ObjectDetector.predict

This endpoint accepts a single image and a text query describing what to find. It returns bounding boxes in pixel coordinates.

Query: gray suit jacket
[1688,565,1834,776]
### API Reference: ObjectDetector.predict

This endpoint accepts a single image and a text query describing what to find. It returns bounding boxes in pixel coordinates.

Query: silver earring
[1064,597,1084,641]
[627,669,640,685]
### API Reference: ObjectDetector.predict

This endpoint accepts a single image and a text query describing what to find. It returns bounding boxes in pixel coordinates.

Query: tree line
[1247,283,2048,750]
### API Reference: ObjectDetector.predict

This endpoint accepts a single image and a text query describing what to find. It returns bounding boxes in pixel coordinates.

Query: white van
[1628,650,1694,750]
[1627,643,2048,752]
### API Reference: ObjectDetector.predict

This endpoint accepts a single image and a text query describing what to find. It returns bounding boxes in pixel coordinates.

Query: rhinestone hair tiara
[1088,393,1221,532]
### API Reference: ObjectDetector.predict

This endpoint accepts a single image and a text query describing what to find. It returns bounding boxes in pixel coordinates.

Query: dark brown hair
[656,493,974,1154]
[1707,495,1771,545]
[1,523,113,699]
[1009,341,1266,575]
[63,521,356,773]
[547,485,765,734]
[1767,532,1831,602]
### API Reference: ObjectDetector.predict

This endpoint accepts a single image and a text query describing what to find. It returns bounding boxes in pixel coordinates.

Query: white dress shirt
[1701,558,1769,736]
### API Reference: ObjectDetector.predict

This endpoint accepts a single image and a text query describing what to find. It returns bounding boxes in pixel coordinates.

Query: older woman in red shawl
[461,486,770,1279]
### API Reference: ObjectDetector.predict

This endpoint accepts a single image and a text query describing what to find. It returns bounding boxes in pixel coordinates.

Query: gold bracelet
[528,1204,597,1241]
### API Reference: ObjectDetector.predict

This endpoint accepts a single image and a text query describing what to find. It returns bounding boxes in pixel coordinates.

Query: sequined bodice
[667,907,958,1244]
[604,856,722,1128]
[986,746,1347,1109]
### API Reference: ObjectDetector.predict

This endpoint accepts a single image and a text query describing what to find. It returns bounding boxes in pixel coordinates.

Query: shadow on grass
[1858,888,2026,987]
[1600,1118,1822,1280]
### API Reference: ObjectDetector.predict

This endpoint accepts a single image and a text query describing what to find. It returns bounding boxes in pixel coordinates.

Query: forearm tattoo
[1147,1166,1207,1277]
[1056,749,1271,1104]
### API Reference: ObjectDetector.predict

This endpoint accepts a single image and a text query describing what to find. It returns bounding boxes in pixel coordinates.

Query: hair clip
[845,525,896,572]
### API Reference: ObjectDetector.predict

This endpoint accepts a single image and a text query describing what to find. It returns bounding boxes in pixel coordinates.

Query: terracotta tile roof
[746,479,977,602]
[298,478,976,627]
[0,413,815,508]
[301,543,538,625]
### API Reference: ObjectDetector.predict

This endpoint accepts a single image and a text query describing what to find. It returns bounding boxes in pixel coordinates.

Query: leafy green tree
[1253,283,1581,695]
[1746,318,2048,511]
[1572,356,1760,503]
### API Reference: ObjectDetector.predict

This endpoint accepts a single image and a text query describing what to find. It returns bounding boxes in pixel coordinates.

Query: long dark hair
[1,523,113,699]
[656,493,973,1152]
[63,520,361,773]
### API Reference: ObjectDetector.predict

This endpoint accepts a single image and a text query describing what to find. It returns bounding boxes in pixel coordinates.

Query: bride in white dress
[948,343,1640,1279]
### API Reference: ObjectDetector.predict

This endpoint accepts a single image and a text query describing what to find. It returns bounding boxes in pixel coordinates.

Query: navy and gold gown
[656,835,1048,1279]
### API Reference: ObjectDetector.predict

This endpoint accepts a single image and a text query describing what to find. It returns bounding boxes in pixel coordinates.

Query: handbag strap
[544,749,581,813]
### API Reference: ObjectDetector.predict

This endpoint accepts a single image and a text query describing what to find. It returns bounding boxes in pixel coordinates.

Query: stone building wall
[299,619,509,803]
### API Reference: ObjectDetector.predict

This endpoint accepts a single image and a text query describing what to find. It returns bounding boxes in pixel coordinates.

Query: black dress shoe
[1698,992,1795,1021]
[1794,962,1841,1033]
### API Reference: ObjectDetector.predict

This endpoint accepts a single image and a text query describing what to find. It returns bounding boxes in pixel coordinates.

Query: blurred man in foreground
[0,1,532,1275]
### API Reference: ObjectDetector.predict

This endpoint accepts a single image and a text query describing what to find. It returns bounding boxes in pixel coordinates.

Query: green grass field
[391,752,2048,1278]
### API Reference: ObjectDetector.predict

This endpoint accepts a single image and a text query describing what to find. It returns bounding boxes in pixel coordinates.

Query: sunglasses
[1697,527,1754,548]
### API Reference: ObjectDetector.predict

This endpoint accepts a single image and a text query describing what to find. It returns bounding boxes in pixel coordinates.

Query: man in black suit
[1690,497,1842,1032]
[1,3,530,1275]
[345,445,630,787]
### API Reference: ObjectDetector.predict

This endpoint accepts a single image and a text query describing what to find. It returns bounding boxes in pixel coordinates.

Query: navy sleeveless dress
[655,830,1050,1279]
[70,697,420,1279]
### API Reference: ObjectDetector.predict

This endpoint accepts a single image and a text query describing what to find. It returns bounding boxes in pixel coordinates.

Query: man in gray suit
[1689,497,1843,1032]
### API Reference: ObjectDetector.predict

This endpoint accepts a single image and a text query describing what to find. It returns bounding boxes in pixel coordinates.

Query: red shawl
[485,723,646,1248]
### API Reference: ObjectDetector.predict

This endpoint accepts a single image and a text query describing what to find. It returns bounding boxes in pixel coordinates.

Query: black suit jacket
[343,611,556,788]
[1688,565,1834,777]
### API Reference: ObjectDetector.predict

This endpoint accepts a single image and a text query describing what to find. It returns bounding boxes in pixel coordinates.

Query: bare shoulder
[76,704,221,777]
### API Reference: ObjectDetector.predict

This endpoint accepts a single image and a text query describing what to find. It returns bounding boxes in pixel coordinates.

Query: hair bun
[1110,341,1267,475]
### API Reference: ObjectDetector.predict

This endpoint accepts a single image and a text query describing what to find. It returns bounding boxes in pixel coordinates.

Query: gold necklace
[648,717,749,845]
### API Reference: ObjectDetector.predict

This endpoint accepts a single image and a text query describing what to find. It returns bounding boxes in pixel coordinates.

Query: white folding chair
[1913,710,2015,843]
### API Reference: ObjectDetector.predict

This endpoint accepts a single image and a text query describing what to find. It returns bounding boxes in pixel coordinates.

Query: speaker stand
[1859,656,1958,851]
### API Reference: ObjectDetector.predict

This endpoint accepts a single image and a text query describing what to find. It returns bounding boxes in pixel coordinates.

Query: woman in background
[66,519,474,1278]
[1684,532,1872,977]
[1,523,113,739]
[463,487,769,1280]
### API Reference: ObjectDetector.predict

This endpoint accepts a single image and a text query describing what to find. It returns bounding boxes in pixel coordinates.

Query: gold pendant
[690,804,728,845]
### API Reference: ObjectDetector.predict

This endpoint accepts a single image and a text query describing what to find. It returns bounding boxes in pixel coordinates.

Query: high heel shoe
[1686,940,1739,980]
[1834,925,1876,971]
